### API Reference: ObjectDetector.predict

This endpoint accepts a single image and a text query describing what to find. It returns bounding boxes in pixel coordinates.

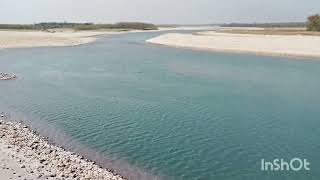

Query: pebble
[0,119,125,180]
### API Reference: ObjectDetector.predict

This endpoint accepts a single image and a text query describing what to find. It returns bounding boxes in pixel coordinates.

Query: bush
[307,14,320,31]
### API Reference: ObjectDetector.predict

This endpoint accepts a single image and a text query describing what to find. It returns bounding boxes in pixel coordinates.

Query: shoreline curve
[146,32,320,60]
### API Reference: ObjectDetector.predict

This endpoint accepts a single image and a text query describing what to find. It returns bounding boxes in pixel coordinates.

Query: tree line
[0,22,158,31]
[74,22,158,30]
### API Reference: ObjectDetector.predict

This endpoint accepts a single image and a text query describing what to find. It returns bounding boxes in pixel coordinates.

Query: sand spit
[0,117,125,180]
[0,30,122,49]
[147,32,320,59]
[0,28,176,49]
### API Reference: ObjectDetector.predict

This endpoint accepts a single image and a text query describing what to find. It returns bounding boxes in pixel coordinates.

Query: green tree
[307,14,320,31]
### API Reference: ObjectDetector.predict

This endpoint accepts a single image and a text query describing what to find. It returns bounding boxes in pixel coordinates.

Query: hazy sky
[1,0,320,24]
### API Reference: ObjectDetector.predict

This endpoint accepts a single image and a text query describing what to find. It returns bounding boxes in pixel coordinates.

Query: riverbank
[0,117,124,180]
[0,30,124,49]
[0,28,175,49]
[147,31,320,59]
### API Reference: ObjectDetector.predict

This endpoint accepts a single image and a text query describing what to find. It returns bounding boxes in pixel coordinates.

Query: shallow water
[1,31,320,180]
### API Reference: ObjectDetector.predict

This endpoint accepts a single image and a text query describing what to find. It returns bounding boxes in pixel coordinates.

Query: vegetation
[0,22,158,31]
[74,22,158,31]
[34,22,84,29]
[0,24,36,30]
[307,14,320,31]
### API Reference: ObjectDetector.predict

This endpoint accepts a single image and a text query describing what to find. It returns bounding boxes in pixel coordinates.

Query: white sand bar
[147,32,320,58]
[0,30,122,49]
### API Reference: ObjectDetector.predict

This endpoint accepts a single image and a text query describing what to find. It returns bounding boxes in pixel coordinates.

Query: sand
[0,30,123,49]
[0,28,177,49]
[147,31,320,59]
[0,138,42,180]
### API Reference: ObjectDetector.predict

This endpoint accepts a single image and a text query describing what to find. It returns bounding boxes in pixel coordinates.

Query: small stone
[49,174,56,177]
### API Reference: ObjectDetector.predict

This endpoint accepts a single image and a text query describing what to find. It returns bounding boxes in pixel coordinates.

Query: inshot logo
[261,158,310,171]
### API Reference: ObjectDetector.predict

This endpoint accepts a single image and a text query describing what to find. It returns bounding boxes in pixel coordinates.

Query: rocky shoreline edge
[0,117,125,180]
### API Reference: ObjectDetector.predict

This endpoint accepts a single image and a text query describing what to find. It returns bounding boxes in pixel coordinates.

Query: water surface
[0,31,320,180]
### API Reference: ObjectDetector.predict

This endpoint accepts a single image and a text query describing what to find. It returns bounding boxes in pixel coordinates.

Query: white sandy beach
[147,31,320,58]
[0,138,42,180]
[0,30,124,49]
[0,28,176,49]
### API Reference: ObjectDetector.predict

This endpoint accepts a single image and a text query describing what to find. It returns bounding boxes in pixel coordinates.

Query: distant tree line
[221,22,306,28]
[35,22,84,29]
[74,22,158,30]
[0,22,158,31]
[0,24,36,30]
[307,14,320,31]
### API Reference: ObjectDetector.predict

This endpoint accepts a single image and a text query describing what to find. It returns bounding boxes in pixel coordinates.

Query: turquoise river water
[0,31,320,180]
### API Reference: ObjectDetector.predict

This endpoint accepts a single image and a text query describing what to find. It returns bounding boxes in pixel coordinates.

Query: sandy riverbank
[0,28,177,49]
[0,30,124,49]
[0,117,124,180]
[147,31,320,59]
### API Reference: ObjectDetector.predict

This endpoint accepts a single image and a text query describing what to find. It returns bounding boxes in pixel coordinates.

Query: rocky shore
[0,73,17,81]
[0,117,125,180]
